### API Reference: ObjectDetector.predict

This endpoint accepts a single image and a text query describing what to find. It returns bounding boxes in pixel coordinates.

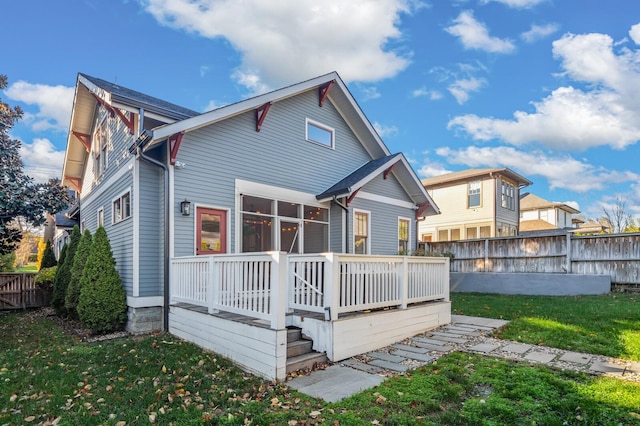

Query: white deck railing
[171,252,449,328]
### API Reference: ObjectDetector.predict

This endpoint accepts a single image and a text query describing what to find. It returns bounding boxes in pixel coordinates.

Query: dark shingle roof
[79,74,199,121]
[316,154,401,200]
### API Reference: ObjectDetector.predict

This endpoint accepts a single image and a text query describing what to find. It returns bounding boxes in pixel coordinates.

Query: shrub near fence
[423,232,640,286]
[0,273,50,310]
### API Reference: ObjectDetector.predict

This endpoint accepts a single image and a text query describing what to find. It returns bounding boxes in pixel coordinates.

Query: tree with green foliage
[0,252,15,272]
[0,75,69,256]
[78,227,127,333]
[51,226,80,316]
[40,240,57,270]
[65,229,92,317]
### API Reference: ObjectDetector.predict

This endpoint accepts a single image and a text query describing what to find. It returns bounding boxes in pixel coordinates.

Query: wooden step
[286,351,328,374]
[287,327,302,342]
[287,339,313,358]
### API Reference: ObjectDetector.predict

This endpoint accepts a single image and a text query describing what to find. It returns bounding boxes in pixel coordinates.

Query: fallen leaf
[25,416,36,422]
[9,394,17,402]
[309,411,321,418]
[162,365,167,373]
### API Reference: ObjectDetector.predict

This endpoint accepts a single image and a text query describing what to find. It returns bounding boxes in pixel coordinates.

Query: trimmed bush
[40,240,57,270]
[77,227,127,333]
[65,229,92,318]
[0,252,15,272]
[52,226,80,316]
[35,266,57,291]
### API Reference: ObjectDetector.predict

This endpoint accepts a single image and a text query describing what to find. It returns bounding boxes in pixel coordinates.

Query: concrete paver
[391,343,430,354]
[391,349,435,362]
[413,336,456,347]
[368,352,406,363]
[340,359,386,375]
[559,351,592,365]
[469,343,501,353]
[424,334,469,344]
[501,343,533,354]
[287,365,385,402]
[369,359,410,372]
[525,351,557,363]
[411,341,454,352]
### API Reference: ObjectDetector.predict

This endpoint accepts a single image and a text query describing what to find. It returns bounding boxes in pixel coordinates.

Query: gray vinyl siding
[79,172,134,296]
[329,204,344,252]
[138,159,164,297]
[362,173,408,200]
[173,91,373,256]
[350,198,417,256]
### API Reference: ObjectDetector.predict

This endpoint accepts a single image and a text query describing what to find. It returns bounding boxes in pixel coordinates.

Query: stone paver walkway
[287,314,640,402]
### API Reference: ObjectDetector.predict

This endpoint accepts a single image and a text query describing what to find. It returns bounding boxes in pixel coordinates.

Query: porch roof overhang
[316,153,440,217]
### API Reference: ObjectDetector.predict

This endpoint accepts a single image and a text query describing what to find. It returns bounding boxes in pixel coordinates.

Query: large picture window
[241,195,329,253]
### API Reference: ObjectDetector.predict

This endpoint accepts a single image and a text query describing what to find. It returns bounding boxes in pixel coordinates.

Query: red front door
[196,208,227,255]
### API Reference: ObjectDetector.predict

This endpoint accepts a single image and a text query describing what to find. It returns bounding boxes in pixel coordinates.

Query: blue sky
[4,0,640,220]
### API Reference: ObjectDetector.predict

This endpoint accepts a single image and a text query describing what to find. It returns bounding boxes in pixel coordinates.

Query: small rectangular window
[354,211,370,254]
[398,218,410,255]
[468,180,481,208]
[113,190,131,224]
[93,117,108,180]
[97,208,104,227]
[306,119,335,148]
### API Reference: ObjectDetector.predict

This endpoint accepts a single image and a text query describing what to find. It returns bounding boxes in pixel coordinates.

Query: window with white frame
[398,218,410,255]
[468,180,481,208]
[501,180,516,210]
[354,210,370,254]
[112,191,131,224]
[306,118,335,148]
[93,117,108,179]
[97,208,104,227]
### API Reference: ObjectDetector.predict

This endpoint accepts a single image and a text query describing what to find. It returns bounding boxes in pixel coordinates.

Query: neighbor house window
[306,118,335,148]
[501,181,515,210]
[398,218,410,254]
[113,191,131,224]
[354,210,370,254]
[468,180,481,208]
[97,208,104,227]
[93,117,108,179]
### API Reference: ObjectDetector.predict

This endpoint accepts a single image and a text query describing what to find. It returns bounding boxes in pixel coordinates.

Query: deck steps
[286,327,328,374]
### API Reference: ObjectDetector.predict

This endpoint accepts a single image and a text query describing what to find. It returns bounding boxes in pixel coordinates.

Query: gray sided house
[61,72,440,335]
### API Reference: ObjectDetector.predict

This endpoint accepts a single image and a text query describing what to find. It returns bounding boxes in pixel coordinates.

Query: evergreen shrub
[65,229,92,317]
[51,226,80,316]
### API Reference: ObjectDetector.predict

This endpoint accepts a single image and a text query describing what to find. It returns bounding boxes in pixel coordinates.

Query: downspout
[136,144,170,333]
[332,195,349,253]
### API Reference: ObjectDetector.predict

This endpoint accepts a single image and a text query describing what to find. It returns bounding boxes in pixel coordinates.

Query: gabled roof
[421,168,532,188]
[520,193,580,214]
[62,73,199,190]
[146,72,390,159]
[520,219,559,232]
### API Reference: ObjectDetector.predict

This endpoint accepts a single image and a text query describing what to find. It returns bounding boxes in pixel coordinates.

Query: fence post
[269,252,287,330]
[484,238,489,272]
[208,256,219,314]
[324,253,340,321]
[444,257,450,301]
[565,233,572,274]
[399,257,408,309]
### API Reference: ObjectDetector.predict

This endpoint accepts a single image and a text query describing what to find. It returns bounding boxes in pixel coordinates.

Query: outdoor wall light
[180,199,192,216]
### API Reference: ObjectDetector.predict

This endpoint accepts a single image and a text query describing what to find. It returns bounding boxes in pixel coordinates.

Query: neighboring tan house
[419,168,531,242]
[519,193,580,233]
[59,71,451,381]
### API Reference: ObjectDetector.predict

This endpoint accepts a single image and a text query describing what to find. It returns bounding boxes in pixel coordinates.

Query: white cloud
[434,145,640,193]
[373,121,398,138]
[203,99,224,112]
[629,23,640,45]
[481,0,546,8]
[447,77,486,104]
[445,10,515,54]
[359,85,381,101]
[521,23,559,43]
[411,87,443,100]
[417,159,453,178]
[448,28,640,151]
[563,200,580,211]
[19,138,65,183]
[5,81,74,132]
[141,0,417,93]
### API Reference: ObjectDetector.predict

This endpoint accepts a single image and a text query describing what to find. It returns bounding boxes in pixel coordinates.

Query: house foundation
[126,306,163,334]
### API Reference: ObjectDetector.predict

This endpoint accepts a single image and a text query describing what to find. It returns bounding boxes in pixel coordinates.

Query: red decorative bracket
[72,131,92,152]
[256,102,272,132]
[90,93,134,134]
[346,188,361,207]
[319,81,334,107]
[64,176,82,193]
[383,163,397,180]
[169,132,185,166]
[415,203,430,220]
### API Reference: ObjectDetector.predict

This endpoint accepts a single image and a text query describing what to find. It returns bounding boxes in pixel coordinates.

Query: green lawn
[451,292,640,361]
[1,310,639,425]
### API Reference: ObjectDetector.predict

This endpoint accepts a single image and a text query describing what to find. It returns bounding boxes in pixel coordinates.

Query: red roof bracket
[72,131,92,152]
[64,176,82,193]
[415,203,430,220]
[256,102,272,132]
[169,132,185,166]
[345,188,361,207]
[319,81,334,107]
[90,93,116,118]
[113,109,135,135]
[383,162,397,180]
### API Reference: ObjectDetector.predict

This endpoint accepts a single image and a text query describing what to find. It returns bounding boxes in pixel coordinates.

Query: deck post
[324,253,340,321]
[269,251,288,330]
[207,256,219,314]
[399,256,409,309]
[444,257,451,301]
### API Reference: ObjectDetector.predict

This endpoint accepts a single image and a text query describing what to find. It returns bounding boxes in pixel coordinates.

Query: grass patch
[14,264,37,273]
[2,311,640,425]
[451,292,640,361]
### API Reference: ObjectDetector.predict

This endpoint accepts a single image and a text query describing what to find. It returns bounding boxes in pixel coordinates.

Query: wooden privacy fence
[0,273,51,310]
[422,233,640,285]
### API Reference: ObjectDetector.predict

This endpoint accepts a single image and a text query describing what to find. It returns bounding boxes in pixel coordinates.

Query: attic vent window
[306,118,335,149]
